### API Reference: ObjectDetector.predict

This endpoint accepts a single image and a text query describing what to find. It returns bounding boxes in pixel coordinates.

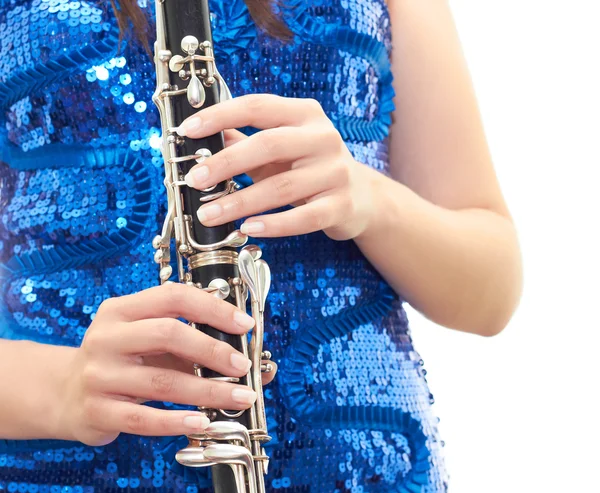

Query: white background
[407,1,600,492]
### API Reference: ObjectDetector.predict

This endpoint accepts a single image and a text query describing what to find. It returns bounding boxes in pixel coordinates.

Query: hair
[111,0,292,53]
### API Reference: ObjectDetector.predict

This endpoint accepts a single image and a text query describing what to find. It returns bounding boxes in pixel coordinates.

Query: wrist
[31,341,79,441]
[0,340,79,441]
[355,168,404,243]
[50,345,79,441]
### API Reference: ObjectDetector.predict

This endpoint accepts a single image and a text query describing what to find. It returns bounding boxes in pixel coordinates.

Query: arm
[353,0,522,336]
[174,0,521,337]
[0,284,276,443]
[354,169,522,336]
[0,339,76,439]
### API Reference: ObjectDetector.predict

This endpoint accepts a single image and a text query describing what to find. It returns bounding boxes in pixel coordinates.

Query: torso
[0,0,448,490]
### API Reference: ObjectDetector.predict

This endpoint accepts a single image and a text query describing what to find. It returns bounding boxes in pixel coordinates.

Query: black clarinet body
[151,1,272,492]
[162,0,243,381]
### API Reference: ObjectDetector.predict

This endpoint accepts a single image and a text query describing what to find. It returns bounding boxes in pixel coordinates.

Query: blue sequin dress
[0,0,449,491]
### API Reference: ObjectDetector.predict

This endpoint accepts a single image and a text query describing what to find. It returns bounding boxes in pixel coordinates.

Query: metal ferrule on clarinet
[151,1,272,492]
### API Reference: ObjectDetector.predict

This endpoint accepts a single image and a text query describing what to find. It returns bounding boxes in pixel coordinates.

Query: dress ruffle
[283,0,396,143]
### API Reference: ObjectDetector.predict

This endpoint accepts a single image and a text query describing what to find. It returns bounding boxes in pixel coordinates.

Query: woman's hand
[177,94,379,241]
[57,283,276,446]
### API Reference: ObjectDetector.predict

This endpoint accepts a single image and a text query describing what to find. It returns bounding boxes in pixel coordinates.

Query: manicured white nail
[184,166,210,188]
[233,310,255,330]
[230,353,252,372]
[183,414,210,430]
[231,387,257,405]
[197,203,222,223]
[177,118,203,137]
[240,222,265,235]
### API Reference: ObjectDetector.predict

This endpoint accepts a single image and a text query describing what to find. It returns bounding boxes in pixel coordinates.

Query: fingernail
[184,166,210,188]
[177,117,203,137]
[197,203,222,223]
[230,353,252,372]
[240,222,265,235]
[183,414,210,430]
[231,387,257,405]
[233,310,255,330]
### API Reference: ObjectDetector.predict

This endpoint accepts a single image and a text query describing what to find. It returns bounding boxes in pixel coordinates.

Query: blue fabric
[0,0,448,491]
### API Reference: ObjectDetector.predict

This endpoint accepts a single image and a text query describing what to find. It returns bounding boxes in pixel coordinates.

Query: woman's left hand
[177,94,378,241]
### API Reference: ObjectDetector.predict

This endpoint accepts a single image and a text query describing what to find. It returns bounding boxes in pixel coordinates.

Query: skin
[178,0,522,336]
[0,284,276,445]
[0,0,522,443]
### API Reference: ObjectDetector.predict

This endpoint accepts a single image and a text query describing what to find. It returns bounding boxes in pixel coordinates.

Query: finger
[98,283,255,330]
[97,318,252,377]
[223,128,248,147]
[87,398,212,437]
[99,365,257,411]
[262,360,277,386]
[184,125,340,190]
[239,195,348,238]
[196,165,340,227]
[177,94,324,138]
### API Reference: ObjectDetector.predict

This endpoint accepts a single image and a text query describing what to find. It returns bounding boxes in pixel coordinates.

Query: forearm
[355,169,523,336]
[0,339,76,439]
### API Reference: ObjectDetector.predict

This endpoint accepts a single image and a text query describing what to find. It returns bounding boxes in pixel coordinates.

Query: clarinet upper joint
[158,35,231,108]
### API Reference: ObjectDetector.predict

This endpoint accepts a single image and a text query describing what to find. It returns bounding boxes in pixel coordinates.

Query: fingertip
[183,413,210,431]
[231,387,258,406]
[262,360,278,385]
[179,117,204,138]
[233,310,255,332]
[230,352,253,374]
[240,221,266,236]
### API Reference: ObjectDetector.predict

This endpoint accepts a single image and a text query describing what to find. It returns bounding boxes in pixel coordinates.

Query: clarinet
[151,1,272,492]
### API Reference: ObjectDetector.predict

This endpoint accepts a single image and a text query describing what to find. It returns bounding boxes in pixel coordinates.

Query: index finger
[99,283,255,332]
[176,94,323,138]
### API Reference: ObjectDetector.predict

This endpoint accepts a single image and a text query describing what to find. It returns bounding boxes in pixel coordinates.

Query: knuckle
[206,339,222,363]
[161,281,180,301]
[81,362,103,390]
[81,396,97,422]
[156,318,178,349]
[307,206,327,231]
[273,176,293,198]
[81,328,102,351]
[205,383,219,406]
[304,98,322,114]
[340,194,355,218]
[160,283,186,313]
[334,162,351,185]
[96,297,118,318]
[125,411,146,434]
[150,371,177,395]
[156,414,172,434]
[207,296,227,321]
[256,132,280,158]
[324,125,342,145]
[229,193,248,213]
[81,397,98,423]
[219,148,236,172]
[244,94,264,112]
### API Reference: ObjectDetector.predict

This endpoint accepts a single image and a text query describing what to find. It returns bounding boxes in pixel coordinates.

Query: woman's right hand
[57,283,262,447]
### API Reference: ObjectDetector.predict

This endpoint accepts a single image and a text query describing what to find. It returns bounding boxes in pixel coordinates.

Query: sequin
[0,0,447,491]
